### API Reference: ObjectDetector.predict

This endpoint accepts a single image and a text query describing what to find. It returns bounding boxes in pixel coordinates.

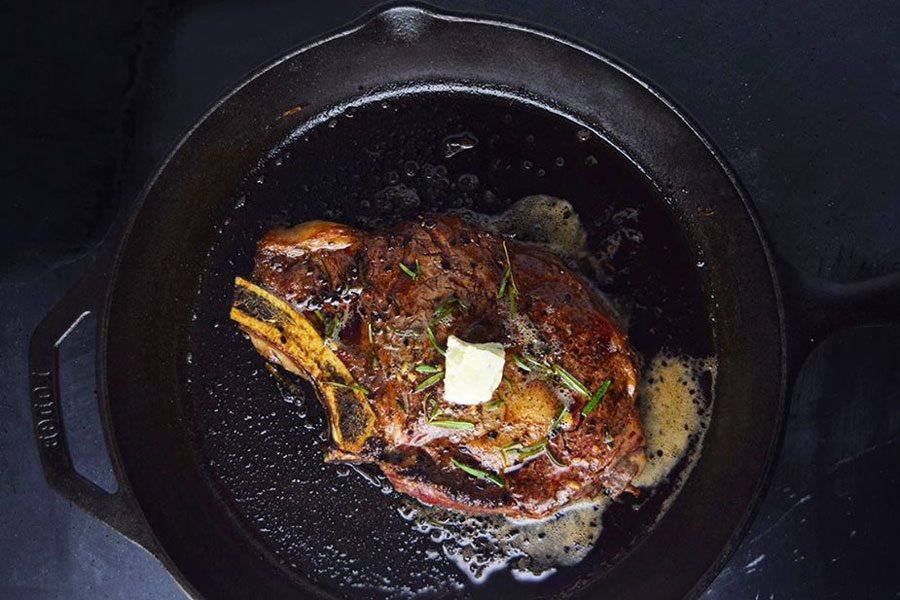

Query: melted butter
[455,195,588,260]
[400,498,609,583]
[486,194,588,259]
[634,352,717,488]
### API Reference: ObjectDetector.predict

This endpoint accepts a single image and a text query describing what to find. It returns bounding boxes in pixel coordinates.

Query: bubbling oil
[399,496,610,582]
[400,196,717,582]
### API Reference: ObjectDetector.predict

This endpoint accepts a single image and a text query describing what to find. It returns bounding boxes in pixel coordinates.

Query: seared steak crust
[235,215,646,519]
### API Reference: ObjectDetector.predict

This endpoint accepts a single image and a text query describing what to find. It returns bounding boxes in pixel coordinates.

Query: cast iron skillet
[28,4,900,599]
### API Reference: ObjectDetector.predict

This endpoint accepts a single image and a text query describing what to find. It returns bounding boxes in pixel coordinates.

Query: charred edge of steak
[381,450,512,513]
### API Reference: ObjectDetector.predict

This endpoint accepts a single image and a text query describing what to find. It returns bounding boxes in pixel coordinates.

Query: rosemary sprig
[451,457,504,487]
[313,308,326,324]
[323,380,369,395]
[430,419,475,430]
[487,397,504,409]
[513,354,533,372]
[498,269,510,298]
[497,240,520,317]
[514,353,554,377]
[548,405,570,434]
[414,370,445,392]
[426,325,446,356]
[424,394,474,429]
[501,406,569,464]
[553,364,590,397]
[581,379,612,416]
[546,445,566,467]
[367,321,375,345]
[513,353,592,399]
[429,296,468,325]
[509,440,547,457]
[399,259,420,279]
[426,394,440,421]
[415,364,442,373]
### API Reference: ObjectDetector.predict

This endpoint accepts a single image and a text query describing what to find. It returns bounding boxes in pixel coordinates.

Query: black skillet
[28,4,900,599]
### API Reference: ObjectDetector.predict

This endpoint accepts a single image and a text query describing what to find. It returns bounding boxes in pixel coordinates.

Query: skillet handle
[775,255,900,377]
[28,267,157,550]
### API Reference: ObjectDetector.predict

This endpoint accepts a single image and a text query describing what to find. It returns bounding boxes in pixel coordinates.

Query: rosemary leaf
[399,259,420,279]
[322,381,369,395]
[427,394,441,421]
[549,405,570,434]
[433,296,451,317]
[510,441,547,457]
[523,354,552,373]
[513,354,533,372]
[426,325,446,356]
[430,296,467,326]
[553,364,590,397]
[430,419,475,430]
[415,371,445,392]
[581,379,612,416]
[502,241,518,293]
[546,445,566,467]
[497,267,510,299]
[451,457,504,487]
[497,240,520,318]
[432,297,454,318]
[429,309,453,326]
[415,364,442,373]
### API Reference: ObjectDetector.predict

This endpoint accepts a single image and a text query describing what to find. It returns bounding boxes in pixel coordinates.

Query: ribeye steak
[231,215,646,519]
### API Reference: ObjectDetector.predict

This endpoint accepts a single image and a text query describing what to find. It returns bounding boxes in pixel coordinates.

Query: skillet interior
[104,7,782,600]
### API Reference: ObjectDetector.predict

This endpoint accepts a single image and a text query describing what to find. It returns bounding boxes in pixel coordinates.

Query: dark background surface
[1,1,898,598]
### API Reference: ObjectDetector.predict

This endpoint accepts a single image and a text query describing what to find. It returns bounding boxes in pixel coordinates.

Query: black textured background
[1,1,898,598]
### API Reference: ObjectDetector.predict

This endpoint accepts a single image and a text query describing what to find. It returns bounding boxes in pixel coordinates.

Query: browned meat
[231,215,646,519]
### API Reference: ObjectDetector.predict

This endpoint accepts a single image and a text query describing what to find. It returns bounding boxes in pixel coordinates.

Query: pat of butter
[444,335,506,405]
